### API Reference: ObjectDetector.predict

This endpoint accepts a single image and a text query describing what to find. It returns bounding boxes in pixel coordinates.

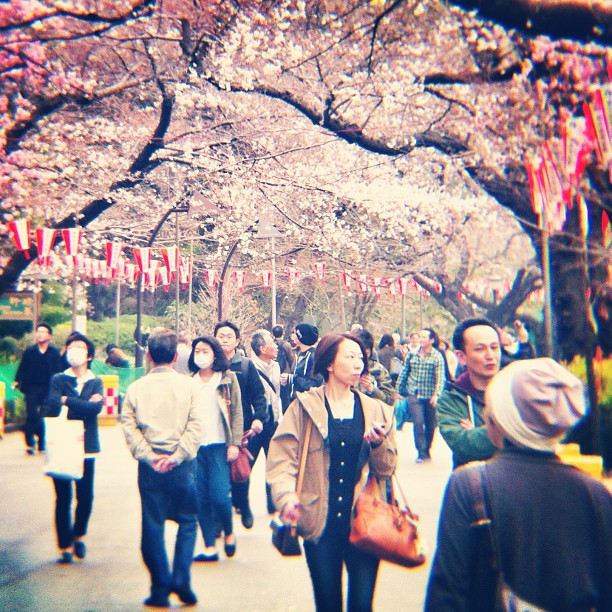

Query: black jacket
[289,346,323,400]
[229,353,268,430]
[44,371,103,454]
[15,344,63,395]
[426,447,612,611]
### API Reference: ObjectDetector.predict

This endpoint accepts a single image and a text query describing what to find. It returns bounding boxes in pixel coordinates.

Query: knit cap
[295,323,319,347]
[486,358,586,452]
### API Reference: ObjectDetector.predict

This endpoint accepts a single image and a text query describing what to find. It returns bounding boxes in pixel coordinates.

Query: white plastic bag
[43,406,84,480]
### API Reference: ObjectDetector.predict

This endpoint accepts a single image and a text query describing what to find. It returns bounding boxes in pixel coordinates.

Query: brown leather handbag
[230,431,253,483]
[349,474,427,568]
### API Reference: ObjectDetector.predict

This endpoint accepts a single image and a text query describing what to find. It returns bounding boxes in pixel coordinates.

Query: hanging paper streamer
[205,269,217,289]
[288,267,299,289]
[36,228,56,267]
[105,241,123,276]
[358,274,368,295]
[234,270,246,293]
[397,277,409,296]
[603,210,611,248]
[341,270,352,295]
[179,256,190,290]
[125,263,138,288]
[133,247,152,275]
[61,228,83,261]
[147,260,160,290]
[161,246,178,280]
[261,270,271,293]
[314,262,326,281]
[158,266,170,292]
[8,219,31,258]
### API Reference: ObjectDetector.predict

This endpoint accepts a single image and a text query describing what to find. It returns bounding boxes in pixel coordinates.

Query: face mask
[195,356,213,370]
[67,347,88,367]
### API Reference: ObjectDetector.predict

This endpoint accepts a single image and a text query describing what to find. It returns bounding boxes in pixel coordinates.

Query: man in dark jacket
[214,321,267,529]
[279,323,323,403]
[436,318,501,469]
[272,324,295,413]
[13,322,63,454]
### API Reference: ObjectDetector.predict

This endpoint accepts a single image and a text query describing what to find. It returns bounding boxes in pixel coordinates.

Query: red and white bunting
[234,270,246,292]
[397,277,409,296]
[158,266,170,292]
[61,228,82,260]
[8,219,31,258]
[91,259,102,283]
[603,210,611,248]
[133,247,151,274]
[125,263,138,288]
[179,257,190,289]
[116,258,126,281]
[146,260,160,289]
[83,257,92,279]
[105,241,123,274]
[314,261,326,281]
[205,268,217,289]
[288,267,299,289]
[261,270,271,293]
[583,86,612,179]
[161,246,178,279]
[373,277,382,296]
[342,270,352,294]
[35,228,56,267]
[358,274,368,295]
[387,279,397,298]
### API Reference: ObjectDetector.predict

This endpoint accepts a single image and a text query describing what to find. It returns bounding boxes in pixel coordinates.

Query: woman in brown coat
[267,333,397,612]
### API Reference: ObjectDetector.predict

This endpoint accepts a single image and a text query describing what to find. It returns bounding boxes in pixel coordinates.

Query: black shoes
[73,541,86,560]
[144,594,170,608]
[57,551,73,564]
[194,552,219,562]
[241,507,254,529]
[224,536,236,558]
[171,585,197,606]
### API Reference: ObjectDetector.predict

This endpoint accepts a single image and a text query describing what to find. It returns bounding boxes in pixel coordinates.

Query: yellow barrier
[0,381,5,438]
[98,374,119,426]
[558,443,603,480]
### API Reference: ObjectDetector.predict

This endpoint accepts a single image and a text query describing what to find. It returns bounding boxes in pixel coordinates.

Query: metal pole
[188,238,194,338]
[115,277,121,345]
[72,272,78,331]
[401,291,406,338]
[541,227,553,357]
[271,237,277,327]
[175,211,180,334]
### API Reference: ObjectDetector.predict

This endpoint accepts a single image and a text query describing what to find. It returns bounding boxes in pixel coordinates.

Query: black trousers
[52,458,95,549]
[231,418,277,512]
[303,527,380,612]
[24,388,47,450]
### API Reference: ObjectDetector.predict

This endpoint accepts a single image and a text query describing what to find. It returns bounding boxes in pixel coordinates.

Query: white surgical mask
[67,347,88,367]
[195,356,213,370]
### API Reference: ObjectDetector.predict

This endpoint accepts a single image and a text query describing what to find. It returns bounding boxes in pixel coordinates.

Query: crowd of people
[11,317,612,610]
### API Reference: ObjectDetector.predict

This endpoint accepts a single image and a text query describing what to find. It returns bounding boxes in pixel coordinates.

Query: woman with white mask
[43,332,103,564]
[188,336,243,562]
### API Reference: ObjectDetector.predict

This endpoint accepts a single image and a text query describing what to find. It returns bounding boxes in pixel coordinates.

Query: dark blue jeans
[52,458,95,549]
[138,459,198,594]
[409,397,436,458]
[196,444,233,547]
[303,529,380,612]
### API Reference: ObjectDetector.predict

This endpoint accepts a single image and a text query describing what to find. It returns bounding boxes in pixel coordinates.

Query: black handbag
[270,417,312,557]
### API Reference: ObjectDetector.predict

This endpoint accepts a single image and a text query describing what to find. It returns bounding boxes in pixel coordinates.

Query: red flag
[205,269,217,289]
[133,247,151,274]
[161,246,178,279]
[105,241,123,274]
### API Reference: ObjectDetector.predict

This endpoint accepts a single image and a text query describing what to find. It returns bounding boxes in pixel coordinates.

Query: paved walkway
[0,422,453,611]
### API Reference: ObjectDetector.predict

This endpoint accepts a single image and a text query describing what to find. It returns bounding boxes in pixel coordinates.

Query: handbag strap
[296,417,312,498]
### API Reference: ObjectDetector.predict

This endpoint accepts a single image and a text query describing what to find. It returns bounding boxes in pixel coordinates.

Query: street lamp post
[254,220,283,327]
[134,204,189,367]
